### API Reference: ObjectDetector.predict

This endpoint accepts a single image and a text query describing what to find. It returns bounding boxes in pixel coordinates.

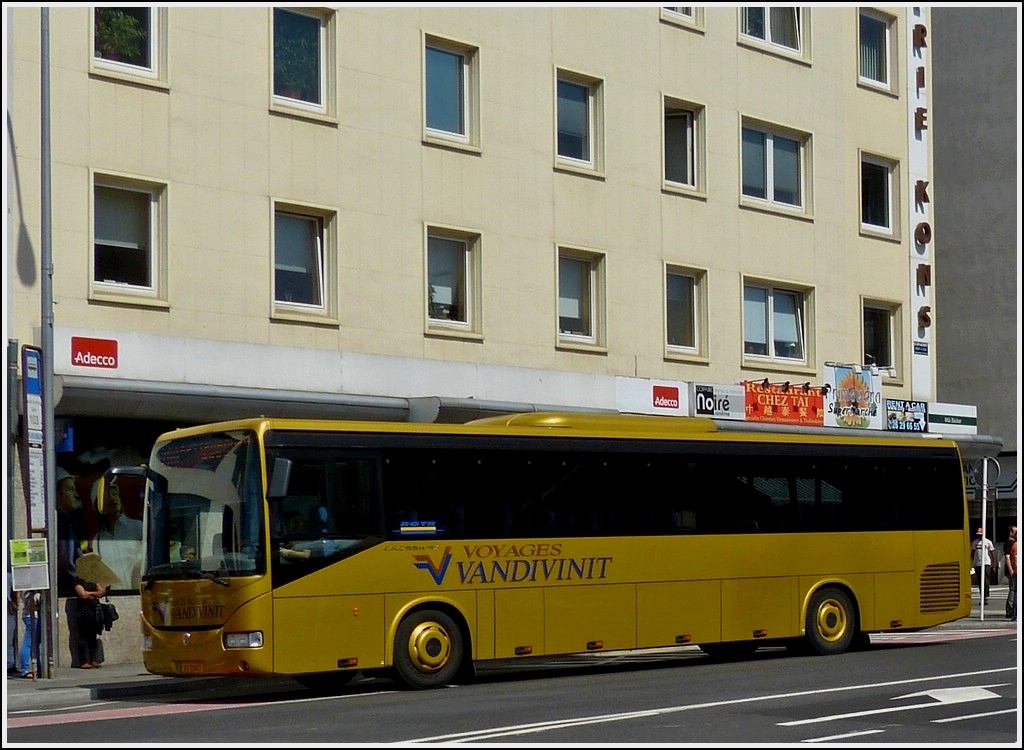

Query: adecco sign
[615,377,688,416]
[70,336,118,369]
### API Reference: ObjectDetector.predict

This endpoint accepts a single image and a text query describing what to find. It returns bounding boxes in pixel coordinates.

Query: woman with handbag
[72,576,106,669]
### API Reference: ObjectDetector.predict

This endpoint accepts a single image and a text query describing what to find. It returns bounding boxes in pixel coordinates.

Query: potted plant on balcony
[94,8,147,64]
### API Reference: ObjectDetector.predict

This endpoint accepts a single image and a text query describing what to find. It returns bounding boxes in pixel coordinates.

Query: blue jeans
[20,613,40,675]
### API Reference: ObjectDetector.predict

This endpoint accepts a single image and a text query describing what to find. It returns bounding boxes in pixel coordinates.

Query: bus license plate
[174,661,204,674]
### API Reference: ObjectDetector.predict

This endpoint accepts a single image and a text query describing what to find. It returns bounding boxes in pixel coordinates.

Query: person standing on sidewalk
[1008,532,1018,622]
[7,571,18,676]
[972,527,997,605]
[1005,526,1017,619]
[18,591,40,678]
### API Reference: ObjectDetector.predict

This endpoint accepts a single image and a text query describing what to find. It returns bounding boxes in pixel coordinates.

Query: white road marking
[405,667,1016,743]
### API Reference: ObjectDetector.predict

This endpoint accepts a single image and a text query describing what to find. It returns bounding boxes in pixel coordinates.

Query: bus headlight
[223,631,264,649]
[143,635,153,651]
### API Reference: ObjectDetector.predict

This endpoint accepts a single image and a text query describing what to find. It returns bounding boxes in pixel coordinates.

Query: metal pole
[40,7,58,678]
[980,458,988,621]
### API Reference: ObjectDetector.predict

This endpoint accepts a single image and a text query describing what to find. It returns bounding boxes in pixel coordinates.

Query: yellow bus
[100,411,971,690]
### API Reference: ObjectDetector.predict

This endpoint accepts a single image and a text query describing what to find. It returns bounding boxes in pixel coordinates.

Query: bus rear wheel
[806,587,856,655]
[393,609,464,689]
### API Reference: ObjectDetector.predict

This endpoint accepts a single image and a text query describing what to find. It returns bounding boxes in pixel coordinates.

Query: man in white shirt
[972,526,997,605]
[92,479,143,591]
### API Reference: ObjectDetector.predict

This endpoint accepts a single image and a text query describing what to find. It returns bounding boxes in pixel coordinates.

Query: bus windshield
[143,429,265,583]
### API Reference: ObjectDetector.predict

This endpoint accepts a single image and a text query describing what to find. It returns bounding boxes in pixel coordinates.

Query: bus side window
[731,520,760,533]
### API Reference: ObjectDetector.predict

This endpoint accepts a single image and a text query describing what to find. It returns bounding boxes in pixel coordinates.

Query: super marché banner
[823,364,883,430]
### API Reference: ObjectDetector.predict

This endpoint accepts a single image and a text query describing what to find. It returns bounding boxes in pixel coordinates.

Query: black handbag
[100,598,119,631]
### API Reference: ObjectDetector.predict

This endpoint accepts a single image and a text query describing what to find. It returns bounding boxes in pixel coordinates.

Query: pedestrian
[1009,533,1018,622]
[971,526,997,605]
[6,571,18,677]
[72,575,106,669]
[18,590,41,678]
[1005,526,1017,619]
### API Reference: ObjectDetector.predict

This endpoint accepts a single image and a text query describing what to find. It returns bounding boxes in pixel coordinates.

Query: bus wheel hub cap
[408,622,451,672]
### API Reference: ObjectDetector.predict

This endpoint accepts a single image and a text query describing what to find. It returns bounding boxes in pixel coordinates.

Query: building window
[92,7,164,81]
[744,282,807,362]
[666,267,705,354]
[660,7,704,31]
[859,10,894,89]
[558,250,604,345]
[274,210,326,310]
[424,37,478,147]
[861,154,895,233]
[740,7,803,53]
[556,71,603,170]
[663,7,694,20]
[863,302,899,374]
[426,229,480,334]
[273,8,329,113]
[92,181,163,299]
[742,123,806,209]
[664,100,700,189]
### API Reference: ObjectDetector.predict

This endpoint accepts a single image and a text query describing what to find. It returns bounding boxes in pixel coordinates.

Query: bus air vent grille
[919,562,961,613]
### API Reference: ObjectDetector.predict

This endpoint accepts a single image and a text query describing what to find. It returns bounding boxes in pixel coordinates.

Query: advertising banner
[823,364,883,430]
[691,383,745,420]
[886,398,928,432]
[743,380,824,426]
[614,376,688,417]
[927,402,978,435]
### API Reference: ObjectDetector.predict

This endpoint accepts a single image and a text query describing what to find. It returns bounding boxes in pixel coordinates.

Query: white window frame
[858,9,895,91]
[271,201,337,323]
[665,265,707,359]
[425,226,482,338]
[271,8,335,119]
[90,175,167,306]
[660,7,704,31]
[743,280,811,365]
[555,70,604,173]
[741,121,809,212]
[557,247,605,349]
[739,7,807,58]
[862,299,901,379]
[663,97,705,194]
[90,7,167,86]
[423,35,480,151]
[860,152,897,235]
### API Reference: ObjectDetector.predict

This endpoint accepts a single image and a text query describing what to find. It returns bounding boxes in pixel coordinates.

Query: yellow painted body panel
[545,583,636,654]
[274,593,386,674]
[637,580,722,646]
[495,588,545,659]
[722,577,794,642]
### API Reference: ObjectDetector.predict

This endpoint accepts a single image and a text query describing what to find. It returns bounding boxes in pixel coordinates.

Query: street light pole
[40,6,58,678]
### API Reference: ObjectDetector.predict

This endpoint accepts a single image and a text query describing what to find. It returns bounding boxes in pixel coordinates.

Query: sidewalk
[6,589,1016,712]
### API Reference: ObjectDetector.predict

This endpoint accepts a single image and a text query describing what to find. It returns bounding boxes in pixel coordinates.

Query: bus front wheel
[393,609,464,689]
[806,587,856,655]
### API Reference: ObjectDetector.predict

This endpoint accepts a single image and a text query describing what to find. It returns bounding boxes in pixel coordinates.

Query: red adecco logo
[652,385,679,410]
[71,336,118,369]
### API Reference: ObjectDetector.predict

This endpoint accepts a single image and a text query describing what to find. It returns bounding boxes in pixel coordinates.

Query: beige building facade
[7,7,988,667]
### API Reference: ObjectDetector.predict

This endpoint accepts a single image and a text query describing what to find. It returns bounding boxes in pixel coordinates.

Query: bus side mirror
[267,457,292,499]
